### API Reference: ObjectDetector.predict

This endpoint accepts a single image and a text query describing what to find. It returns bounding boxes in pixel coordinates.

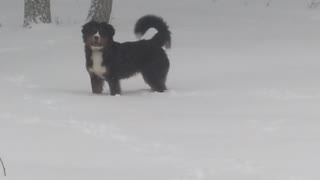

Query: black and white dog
[81,15,171,95]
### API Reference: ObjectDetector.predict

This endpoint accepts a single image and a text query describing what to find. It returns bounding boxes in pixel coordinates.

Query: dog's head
[81,21,115,50]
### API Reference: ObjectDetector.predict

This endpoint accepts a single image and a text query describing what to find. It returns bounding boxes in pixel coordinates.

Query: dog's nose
[94,36,99,41]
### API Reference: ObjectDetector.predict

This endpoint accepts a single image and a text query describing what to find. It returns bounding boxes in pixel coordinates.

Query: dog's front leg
[90,74,104,94]
[107,78,121,96]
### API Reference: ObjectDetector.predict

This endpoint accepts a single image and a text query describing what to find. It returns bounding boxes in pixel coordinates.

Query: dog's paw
[92,91,103,94]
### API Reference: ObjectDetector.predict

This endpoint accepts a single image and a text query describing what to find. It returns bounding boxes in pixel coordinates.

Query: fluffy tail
[134,15,171,49]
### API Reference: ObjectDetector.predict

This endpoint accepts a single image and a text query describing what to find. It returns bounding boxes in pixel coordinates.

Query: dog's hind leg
[142,69,168,92]
[142,55,169,92]
[90,74,104,94]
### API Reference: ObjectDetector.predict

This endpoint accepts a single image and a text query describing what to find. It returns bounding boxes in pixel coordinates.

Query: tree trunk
[24,0,52,28]
[87,0,113,23]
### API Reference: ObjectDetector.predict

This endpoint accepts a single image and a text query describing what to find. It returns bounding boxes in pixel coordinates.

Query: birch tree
[87,0,113,23]
[24,0,52,28]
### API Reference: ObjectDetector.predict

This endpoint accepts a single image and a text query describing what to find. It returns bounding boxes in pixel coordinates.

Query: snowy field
[1,0,320,179]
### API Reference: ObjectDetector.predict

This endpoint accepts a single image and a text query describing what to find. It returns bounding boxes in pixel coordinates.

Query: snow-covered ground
[1,0,320,179]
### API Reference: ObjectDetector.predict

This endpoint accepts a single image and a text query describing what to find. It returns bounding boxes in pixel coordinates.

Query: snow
[1,0,320,180]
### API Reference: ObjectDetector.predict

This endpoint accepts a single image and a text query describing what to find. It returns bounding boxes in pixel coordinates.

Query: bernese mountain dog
[81,15,171,95]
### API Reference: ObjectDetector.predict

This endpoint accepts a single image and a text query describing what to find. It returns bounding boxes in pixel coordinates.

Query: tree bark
[24,0,52,28]
[87,0,113,23]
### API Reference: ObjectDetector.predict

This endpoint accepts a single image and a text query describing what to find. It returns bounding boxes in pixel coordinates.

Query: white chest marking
[88,50,107,78]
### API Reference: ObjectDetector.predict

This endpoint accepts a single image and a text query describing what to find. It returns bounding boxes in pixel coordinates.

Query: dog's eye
[90,28,98,35]
[99,29,108,36]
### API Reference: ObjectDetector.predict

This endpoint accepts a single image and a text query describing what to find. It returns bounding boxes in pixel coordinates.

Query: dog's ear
[82,21,97,34]
[108,24,115,37]
[81,24,87,34]
[101,22,115,37]
[81,24,89,42]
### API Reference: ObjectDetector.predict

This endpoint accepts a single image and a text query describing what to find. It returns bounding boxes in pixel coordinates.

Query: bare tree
[87,0,113,23]
[307,0,320,9]
[0,157,5,176]
[24,0,52,28]
[266,0,272,7]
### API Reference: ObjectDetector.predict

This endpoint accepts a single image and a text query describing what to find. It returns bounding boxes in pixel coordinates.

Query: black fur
[135,15,171,49]
[82,15,171,95]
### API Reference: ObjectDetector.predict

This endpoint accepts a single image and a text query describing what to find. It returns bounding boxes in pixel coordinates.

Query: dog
[81,15,171,95]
